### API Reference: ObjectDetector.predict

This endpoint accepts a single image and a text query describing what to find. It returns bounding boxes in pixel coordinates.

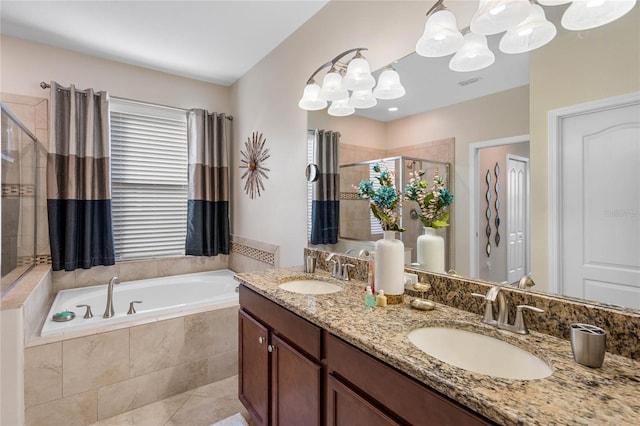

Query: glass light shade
[537,0,571,5]
[373,69,406,100]
[449,32,496,72]
[298,83,328,111]
[470,0,532,35]
[320,71,349,101]
[561,0,637,31]
[499,4,557,54]
[416,9,464,57]
[342,57,376,90]
[328,98,355,117]
[349,89,378,109]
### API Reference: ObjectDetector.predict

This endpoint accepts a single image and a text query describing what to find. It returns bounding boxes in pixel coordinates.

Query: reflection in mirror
[338,156,450,266]
[307,5,639,310]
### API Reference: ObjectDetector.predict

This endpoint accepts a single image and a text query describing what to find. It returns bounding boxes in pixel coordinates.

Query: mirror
[308,5,640,310]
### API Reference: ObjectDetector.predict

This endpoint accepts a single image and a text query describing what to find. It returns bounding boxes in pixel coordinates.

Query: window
[369,159,395,235]
[110,99,188,260]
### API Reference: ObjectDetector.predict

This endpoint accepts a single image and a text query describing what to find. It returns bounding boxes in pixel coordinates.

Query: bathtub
[41,269,239,338]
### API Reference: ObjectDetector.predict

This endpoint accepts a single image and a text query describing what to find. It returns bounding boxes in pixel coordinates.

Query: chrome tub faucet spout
[104,276,120,318]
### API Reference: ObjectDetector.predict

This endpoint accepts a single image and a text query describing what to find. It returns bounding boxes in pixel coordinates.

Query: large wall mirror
[307,4,640,310]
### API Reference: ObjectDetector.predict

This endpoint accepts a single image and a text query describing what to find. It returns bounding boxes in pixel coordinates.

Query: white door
[561,101,640,308]
[507,156,528,283]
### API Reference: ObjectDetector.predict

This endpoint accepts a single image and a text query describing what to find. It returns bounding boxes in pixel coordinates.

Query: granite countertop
[234,267,640,426]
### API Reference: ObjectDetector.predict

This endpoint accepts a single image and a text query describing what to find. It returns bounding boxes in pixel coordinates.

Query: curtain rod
[40,81,233,121]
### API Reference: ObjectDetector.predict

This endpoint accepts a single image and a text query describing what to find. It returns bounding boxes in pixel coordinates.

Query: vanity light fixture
[559,0,637,31]
[416,0,464,57]
[499,3,557,54]
[298,48,406,117]
[470,0,532,35]
[449,32,496,72]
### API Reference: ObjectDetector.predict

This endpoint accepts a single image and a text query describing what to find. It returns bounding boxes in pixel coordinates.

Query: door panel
[327,374,399,426]
[507,158,528,283]
[271,334,321,426]
[238,310,269,426]
[561,101,640,308]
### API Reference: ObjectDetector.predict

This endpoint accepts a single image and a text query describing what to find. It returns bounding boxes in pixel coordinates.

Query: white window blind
[110,99,188,260]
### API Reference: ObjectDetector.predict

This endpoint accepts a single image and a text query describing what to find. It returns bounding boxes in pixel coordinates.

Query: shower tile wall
[0,93,50,267]
[23,306,239,426]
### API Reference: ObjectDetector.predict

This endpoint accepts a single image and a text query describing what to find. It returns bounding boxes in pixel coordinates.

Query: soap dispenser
[365,286,376,308]
[375,290,387,307]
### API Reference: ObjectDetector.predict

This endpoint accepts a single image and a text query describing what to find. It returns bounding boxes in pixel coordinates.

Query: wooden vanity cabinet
[325,333,495,426]
[239,285,322,426]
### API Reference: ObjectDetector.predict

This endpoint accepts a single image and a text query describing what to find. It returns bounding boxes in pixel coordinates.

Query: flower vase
[417,227,445,273]
[374,231,405,303]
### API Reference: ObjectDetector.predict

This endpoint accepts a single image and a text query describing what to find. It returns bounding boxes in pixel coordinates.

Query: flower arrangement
[404,168,454,229]
[355,163,405,232]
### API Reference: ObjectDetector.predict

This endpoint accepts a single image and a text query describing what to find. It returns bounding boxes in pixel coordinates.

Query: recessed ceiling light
[388,107,399,112]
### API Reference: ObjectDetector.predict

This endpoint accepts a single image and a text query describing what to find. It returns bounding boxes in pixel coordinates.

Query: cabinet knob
[258,336,265,344]
[268,344,275,353]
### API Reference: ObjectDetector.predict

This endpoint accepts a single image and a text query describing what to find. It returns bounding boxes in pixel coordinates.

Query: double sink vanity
[234,255,639,425]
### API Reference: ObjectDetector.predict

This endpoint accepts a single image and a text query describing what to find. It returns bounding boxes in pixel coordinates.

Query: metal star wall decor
[240,131,271,199]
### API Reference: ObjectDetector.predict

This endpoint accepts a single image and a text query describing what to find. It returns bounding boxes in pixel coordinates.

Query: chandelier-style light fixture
[416,0,637,73]
[298,48,406,117]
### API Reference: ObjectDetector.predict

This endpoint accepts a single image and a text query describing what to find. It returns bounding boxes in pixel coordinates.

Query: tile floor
[90,375,251,426]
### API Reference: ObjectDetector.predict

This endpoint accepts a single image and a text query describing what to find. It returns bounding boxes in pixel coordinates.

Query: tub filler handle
[127,301,142,315]
[76,304,93,319]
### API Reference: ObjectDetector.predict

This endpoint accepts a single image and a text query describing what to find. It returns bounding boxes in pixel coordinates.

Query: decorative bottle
[416,227,445,273]
[374,230,405,300]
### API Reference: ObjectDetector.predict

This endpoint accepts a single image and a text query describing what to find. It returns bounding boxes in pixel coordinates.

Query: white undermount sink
[408,327,553,380]
[278,279,343,295]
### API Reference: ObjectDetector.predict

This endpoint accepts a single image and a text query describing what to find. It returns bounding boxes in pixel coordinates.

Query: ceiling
[2,1,575,122]
[0,0,329,86]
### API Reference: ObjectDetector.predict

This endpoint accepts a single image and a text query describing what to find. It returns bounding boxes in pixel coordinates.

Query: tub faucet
[103,276,120,318]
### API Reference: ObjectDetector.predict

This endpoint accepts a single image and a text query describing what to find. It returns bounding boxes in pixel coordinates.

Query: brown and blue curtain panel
[47,82,115,271]
[310,129,340,245]
[185,109,230,256]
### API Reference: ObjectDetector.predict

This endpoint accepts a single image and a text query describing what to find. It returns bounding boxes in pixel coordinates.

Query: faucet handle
[342,263,355,281]
[513,305,544,334]
[76,304,93,319]
[471,292,497,325]
[127,301,142,315]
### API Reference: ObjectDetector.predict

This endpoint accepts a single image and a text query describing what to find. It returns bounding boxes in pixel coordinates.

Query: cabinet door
[239,310,269,426]
[327,374,400,426]
[271,334,322,426]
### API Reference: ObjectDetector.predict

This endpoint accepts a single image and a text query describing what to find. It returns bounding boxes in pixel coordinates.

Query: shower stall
[339,155,451,266]
[1,103,43,295]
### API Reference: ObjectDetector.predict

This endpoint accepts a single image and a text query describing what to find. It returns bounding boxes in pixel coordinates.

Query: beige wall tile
[24,342,62,407]
[117,259,159,282]
[25,389,97,426]
[97,372,158,420]
[75,264,120,288]
[129,318,184,377]
[157,358,208,400]
[62,329,129,396]
[184,306,238,360]
[207,349,238,384]
[156,257,195,277]
[52,270,76,292]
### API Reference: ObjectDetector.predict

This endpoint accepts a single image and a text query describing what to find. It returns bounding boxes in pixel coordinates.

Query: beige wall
[230,1,477,266]
[529,6,640,288]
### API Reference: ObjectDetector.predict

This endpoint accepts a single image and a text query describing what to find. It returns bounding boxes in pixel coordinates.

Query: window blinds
[110,99,188,260]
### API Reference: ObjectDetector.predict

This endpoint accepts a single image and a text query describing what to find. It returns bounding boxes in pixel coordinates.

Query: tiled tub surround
[304,247,640,360]
[235,266,640,425]
[24,305,239,426]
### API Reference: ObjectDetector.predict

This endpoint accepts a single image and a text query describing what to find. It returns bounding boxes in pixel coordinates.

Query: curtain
[47,81,115,271]
[310,129,340,245]
[185,109,230,256]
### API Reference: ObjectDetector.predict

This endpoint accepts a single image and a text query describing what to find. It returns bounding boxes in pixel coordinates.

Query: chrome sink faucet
[326,253,342,279]
[103,276,120,318]
[472,286,544,334]
[326,253,354,281]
